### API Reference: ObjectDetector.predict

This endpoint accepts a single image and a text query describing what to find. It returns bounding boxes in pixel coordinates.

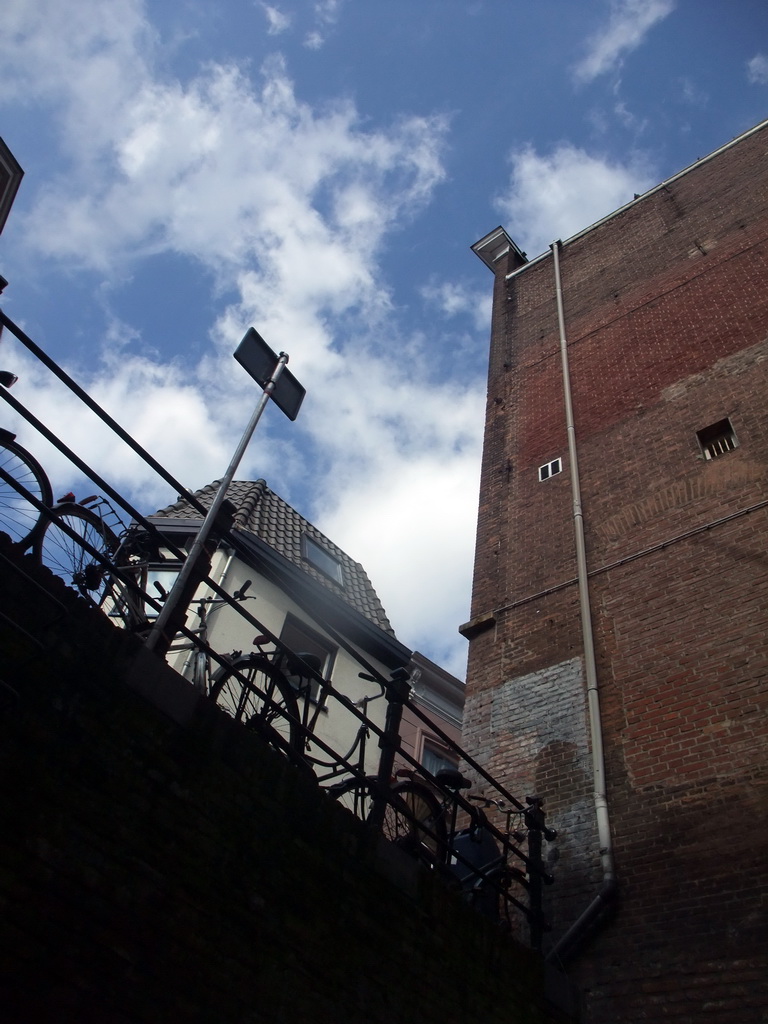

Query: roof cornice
[501,116,768,282]
[148,516,412,670]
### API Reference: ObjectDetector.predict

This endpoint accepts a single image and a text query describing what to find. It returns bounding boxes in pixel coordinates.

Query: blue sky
[1,0,766,678]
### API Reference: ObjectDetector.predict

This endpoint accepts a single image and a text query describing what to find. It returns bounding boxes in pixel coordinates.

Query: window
[143,566,180,617]
[421,739,459,778]
[696,418,738,460]
[302,535,343,585]
[538,457,562,481]
[107,563,179,622]
[141,545,185,616]
[279,615,336,701]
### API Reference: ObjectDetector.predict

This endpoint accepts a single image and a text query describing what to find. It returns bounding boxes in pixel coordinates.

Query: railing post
[525,795,547,953]
[368,668,411,832]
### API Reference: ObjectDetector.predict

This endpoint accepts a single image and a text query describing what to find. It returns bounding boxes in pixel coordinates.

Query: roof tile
[154,480,395,635]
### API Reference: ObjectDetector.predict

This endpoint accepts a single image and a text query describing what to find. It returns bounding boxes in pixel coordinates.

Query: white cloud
[747,54,768,85]
[420,279,491,333]
[496,143,657,257]
[317,441,483,681]
[678,76,707,106]
[262,4,291,35]
[303,0,346,49]
[303,32,325,50]
[0,0,482,676]
[574,0,676,83]
[18,50,446,280]
[612,99,648,132]
[1,0,153,150]
[315,0,344,19]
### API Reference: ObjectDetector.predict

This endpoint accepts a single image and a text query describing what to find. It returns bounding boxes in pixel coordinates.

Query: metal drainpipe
[546,240,617,964]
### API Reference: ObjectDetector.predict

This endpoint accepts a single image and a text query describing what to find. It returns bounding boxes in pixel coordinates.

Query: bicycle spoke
[209,656,302,754]
[0,437,52,548]
[39,503,118,602]
[389,781,445,858]
[329,777,446,863]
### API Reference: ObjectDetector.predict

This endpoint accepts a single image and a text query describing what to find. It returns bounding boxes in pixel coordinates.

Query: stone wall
[0,536,573,1024]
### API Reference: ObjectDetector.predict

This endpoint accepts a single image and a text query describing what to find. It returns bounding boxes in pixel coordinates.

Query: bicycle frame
[168,586,254,692]
[311,677,386,788]
[169,597,214,691]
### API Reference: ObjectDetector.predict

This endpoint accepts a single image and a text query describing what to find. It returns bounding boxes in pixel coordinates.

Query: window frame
[301,534,344,585]
[538,457,562,481]
[278,613,337,703]
[420,736,459,778]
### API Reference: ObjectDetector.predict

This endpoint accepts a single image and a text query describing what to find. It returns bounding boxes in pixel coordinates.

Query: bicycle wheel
[329,777,447,857]
[392,780,447,859]
[209,655,302,755]
[37,502,119,603]
[0,431,53,549]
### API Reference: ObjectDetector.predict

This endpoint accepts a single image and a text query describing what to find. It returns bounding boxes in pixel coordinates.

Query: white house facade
[145,479,461,781]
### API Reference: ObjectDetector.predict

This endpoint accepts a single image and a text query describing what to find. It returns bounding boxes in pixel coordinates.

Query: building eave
[471,225,528,271]
[148,516,412,671]
[503,115,768,281]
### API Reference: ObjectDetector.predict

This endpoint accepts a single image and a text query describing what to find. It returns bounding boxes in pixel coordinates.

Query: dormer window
[302,535,343,584]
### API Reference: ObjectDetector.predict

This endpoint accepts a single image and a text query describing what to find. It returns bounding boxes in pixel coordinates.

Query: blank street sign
[234,327,306,421]
[0,138,24,236]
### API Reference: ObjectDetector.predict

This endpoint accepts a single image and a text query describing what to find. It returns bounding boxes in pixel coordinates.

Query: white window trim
[538,457,562,481]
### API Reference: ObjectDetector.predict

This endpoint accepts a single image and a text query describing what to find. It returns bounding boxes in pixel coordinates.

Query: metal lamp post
[145,328,305,653]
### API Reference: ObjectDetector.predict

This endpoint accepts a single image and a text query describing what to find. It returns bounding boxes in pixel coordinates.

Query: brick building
[461,120,768,1022]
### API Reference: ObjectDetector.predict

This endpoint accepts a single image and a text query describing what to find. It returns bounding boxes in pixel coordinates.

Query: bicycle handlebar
[468,793,506,809]
[355,671,386,703]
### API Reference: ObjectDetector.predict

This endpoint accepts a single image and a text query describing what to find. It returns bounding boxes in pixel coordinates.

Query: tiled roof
[153,479,395,635]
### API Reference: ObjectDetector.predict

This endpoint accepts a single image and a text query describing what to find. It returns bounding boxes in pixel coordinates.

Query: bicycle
[446,786,530,926]
[376,766,556,938]
[168,584,287,703]
[168,606,308,761]
[33,493,169,635]
[329,767,447,851]
[211,650,302,749]
[37,493,123,593]
[0,373,160,616]
[208,646,438,845]
[200,625,361,769]
[309,670,449,849]
[0,373,178,627]
[201,625,434,828]
[0,419,138,616]
[0,371,54,548]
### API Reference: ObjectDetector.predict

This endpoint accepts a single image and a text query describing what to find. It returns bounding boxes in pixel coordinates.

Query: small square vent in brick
[696,418,738,460]
[538,457,562,481]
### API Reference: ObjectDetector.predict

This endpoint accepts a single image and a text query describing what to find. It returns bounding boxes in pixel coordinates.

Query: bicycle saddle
[435,768,471,790]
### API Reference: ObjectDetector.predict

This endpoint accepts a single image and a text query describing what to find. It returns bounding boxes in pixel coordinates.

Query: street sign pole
[145,352,289,653]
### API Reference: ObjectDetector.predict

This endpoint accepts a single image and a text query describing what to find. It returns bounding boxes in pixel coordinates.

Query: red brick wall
[464,122,768,1023]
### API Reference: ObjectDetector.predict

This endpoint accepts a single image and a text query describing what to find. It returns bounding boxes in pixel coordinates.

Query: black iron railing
[0,306,557,948]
